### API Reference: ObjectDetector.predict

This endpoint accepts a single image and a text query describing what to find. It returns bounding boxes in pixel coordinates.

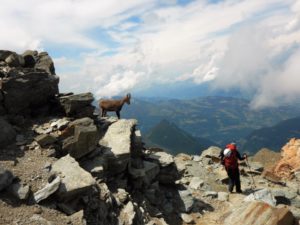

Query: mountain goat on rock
[99,93,131,119]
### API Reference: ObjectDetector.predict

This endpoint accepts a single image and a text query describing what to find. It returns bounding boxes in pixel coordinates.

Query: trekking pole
[245,158,256,189]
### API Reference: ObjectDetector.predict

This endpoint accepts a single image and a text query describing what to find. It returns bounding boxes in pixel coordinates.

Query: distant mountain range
[242,116,300,153]
[144,119,216,155]
[123,96,300,150]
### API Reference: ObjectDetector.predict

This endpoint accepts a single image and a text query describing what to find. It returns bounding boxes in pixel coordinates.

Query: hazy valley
[121,96,300,154]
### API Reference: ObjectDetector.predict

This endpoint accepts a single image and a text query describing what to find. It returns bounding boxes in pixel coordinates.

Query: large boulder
[51,155,96,200]
[59,93,94,118]
[1,69,59,115]
[222,201,295,225]
[99,119,137,175]
[62,118,98,159]
[0,117,16,148]
[0,167,14,191]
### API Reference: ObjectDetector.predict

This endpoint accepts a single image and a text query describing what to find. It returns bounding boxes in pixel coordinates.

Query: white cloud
[1,0,300,107]
[250,48,300,108]
[0,0,153,51]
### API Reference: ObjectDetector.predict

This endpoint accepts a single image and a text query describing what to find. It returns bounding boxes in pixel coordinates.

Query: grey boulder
[177,190,194,213]
[244,188,276,207]
[99,119,137,175]
[51,155,96,200]
[59,92,94,118]
[62,122,98,159]
[1,70,59,115]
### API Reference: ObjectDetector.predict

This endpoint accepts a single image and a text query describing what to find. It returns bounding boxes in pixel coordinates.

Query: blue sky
[0,0,300,108]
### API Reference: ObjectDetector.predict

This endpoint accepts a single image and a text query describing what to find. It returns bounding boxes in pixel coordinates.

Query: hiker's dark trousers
[225,167,241,192]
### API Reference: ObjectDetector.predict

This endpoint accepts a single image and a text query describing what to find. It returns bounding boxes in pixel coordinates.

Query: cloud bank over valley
[1,0,300,108]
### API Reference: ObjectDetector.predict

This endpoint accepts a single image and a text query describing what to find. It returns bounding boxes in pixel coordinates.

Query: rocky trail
[0,50,300,225]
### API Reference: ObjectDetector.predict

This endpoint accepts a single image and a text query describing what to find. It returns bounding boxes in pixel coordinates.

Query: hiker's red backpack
[223,143,238,169]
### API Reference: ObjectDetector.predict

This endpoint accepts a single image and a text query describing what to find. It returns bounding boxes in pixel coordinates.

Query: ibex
[99,93,131,119]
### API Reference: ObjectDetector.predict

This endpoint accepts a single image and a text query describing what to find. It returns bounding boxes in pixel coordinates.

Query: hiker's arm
[237,151,246,160]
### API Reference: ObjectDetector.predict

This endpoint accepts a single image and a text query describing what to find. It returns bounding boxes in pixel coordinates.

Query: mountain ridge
[145,119,217,155]
[242,116,300,153]
[123,96,300,149]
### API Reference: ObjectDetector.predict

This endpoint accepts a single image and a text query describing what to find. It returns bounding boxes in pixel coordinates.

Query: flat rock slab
[34,176,61,203]
[244,188,276,207]
[147,151,174,167]
[51,155,96,200]
[200,146,222,159]
[223,201,295,225]
[189,177,204,190]
[35,134,57,147]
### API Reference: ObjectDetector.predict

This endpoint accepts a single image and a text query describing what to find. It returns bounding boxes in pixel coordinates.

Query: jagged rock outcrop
[0,50,59,116]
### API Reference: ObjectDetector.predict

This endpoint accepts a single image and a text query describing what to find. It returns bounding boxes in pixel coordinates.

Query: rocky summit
[0,50,300,225]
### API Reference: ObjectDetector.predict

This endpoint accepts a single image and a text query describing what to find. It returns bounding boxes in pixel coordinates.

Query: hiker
[220,142,247,193]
